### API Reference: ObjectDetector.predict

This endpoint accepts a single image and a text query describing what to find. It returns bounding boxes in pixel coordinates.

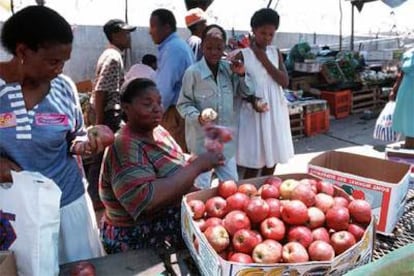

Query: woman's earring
[20,59,24,65]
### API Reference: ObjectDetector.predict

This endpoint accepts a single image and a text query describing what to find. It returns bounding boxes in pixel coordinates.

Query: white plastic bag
[0,171,62,276]
[373,101,400,142]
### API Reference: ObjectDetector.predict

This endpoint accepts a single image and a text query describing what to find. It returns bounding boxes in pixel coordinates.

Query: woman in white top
[236,8,294,178]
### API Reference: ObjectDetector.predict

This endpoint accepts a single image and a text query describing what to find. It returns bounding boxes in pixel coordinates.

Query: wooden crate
[289,112,304,139]
[289,75,320,92]
[351,87,376,114]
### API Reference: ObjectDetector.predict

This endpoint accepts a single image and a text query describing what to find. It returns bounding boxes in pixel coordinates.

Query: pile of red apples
[187,176,372,264]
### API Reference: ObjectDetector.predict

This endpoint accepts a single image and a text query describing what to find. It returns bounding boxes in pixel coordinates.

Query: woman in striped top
[0,6,105,263]
[99,78,224,253]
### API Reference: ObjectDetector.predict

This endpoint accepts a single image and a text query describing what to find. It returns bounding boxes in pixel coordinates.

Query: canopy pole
[350,3,355,51]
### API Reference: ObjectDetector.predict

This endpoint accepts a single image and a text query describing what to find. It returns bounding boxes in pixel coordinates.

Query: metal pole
[350,3,354,51]
[339,0,343,51]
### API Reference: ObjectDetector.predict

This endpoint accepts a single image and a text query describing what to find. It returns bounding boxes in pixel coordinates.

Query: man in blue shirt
[149,9,195,152]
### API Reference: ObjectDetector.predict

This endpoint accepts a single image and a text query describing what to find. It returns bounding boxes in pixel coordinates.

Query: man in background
[149,9,195,152]
[185,8,207,61]
[87,19,136,209]
[125,54,157,82]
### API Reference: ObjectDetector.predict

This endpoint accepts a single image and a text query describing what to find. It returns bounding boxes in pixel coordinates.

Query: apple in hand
[348,199,372,224]
[223,210,251,236]
[348,223,366,241]
[218,180,238,199]
[228,252,253,263]
[205,196,228,218]
[87,125,115,148]
[326,207,350,231]
[258,184,280,199]
[260,217,285,241]
[244,197,269,224]
[315,193,335,213]
[307,207,325,229]
[291,183,316,207]
[279,179,300,199]
[238,183,258,197]
[70,261,96,276]
[311,227,330,243]
[204,225,230,253]
[308,241,335,261]
[282,242,309,263]
[232,229,260,254]
[188,199,205,219]
[287,226,313,248]
[330,230,356,255]
[281,200,309,225]
[265,198,281,218]
[252,240,282,264]
[226,192,250,211]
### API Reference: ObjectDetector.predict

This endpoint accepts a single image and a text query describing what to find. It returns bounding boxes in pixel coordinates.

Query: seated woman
[99,78,224,253]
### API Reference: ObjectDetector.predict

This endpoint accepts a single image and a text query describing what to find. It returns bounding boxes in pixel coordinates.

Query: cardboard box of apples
[181,174,375,276]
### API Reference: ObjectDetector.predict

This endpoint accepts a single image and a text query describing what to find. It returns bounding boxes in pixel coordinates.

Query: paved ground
[276,112,391,174]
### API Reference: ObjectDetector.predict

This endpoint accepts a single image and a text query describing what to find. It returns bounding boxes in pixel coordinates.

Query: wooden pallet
[290,112,304,139]
[351,87,376,114]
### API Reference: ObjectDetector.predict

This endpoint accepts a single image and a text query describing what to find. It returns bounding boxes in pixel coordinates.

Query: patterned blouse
[100,125,187,227]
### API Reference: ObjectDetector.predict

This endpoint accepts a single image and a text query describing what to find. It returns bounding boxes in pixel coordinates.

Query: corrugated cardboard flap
[309,151,411,184]
[0,251,17,276]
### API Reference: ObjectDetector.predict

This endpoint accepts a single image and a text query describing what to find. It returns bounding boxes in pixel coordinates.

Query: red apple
[282,242,309,263]
[218,180,238,199]
[204,225,230,253]
[251,230,263,244]
[244,197,269,224]
[348,199,372,224]
[258,184,280,199]
[299,178,318,194]
[348,223,366,241]
[326,207,350,231]
[308,241,335,261]
[311,227,330,243]
[279,179,300,199]
[307,207,325,229]
[265,198,281,218]
[316,180,335,196]
[281,200,309,225]
[205,196,228,218]
[232,229,260,254]
[333,196,350,208]
[223,210,251,236]
[188,199,205,219]
[314,193,335,213]
[263,175,283,189]
[330,231,356,255]
[70,261,96,276]
[260,217,285,241]
[287,226,313,248]
[203,217,223,232]
[238,183,258,197]
[195,218,206,231]
[252,240,282,264]
[226,192,250,211]
[228,252,253,263]
[87,125,115,148]
[291,183,316,207]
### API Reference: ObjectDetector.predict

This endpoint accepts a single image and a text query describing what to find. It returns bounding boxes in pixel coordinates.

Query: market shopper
[125,54,157,82]
[390,47,414,149]
[184,7,207,61]
[87,19,136,209]
[177,24,267,188]
[236,8,294,178]
[0,6,105,263]
[149,8,195,152]
[99,78,224,253]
